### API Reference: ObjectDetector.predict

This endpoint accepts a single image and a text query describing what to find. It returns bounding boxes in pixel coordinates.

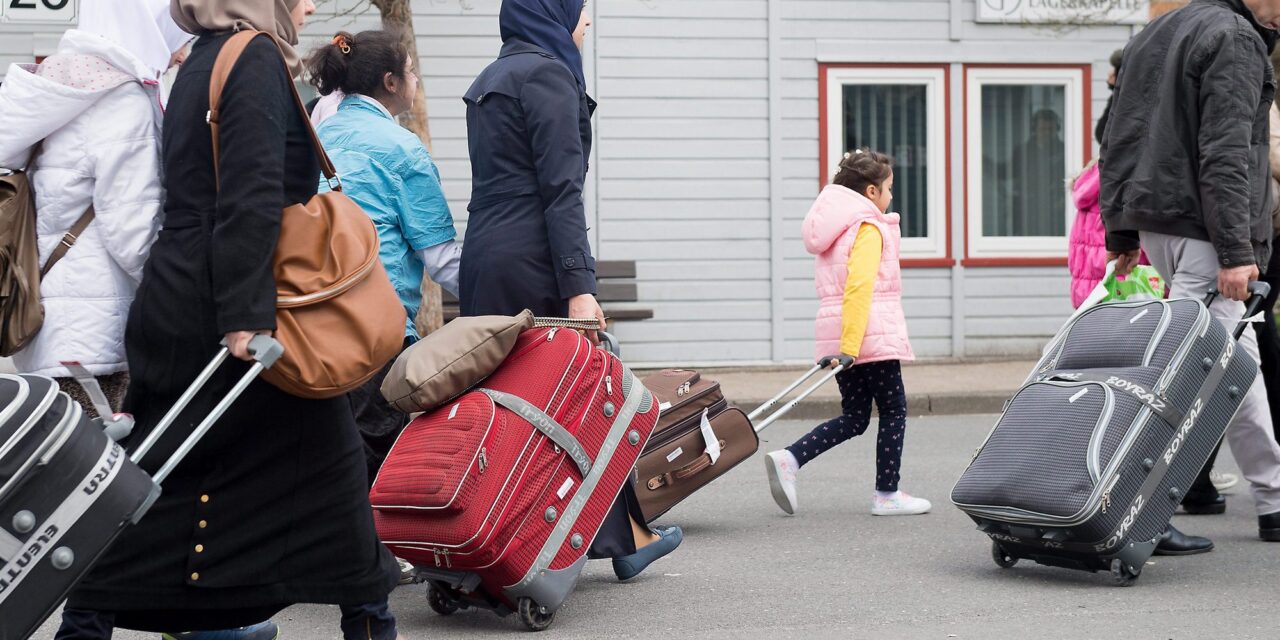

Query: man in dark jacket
[1102,0,1280,547]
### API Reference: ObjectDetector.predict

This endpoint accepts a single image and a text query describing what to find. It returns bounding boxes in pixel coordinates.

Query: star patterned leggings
[785,359,907,492]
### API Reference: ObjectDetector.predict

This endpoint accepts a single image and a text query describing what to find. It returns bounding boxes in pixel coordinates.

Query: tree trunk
[371,0,445,336]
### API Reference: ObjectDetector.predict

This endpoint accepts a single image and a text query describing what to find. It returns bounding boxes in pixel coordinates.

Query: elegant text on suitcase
[0,337,282,639]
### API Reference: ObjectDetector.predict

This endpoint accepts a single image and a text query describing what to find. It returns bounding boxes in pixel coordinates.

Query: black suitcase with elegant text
[0,337,283,639]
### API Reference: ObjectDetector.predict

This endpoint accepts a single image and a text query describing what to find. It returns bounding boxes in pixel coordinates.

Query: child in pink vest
[764,150,931,516]
[1068,160,1151,308]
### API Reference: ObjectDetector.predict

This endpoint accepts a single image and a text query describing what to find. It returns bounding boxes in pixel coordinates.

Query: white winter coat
[0,30,165,377]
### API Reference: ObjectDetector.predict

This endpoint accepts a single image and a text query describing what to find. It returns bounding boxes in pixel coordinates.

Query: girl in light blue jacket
[307,30,461,486]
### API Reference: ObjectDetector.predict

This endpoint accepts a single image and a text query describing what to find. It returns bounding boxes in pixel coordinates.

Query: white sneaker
[1210,470,1238,492]
[871,491,932,516]
[396,556,416,585]
[765,450,799,515]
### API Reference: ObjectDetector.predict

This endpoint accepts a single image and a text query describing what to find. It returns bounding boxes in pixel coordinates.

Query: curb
[732,391,1009,422]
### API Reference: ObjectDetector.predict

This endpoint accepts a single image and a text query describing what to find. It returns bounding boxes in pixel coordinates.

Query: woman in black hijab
[461,0,683,581]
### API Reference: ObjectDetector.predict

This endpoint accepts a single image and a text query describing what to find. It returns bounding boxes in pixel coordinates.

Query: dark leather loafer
[1180,494,1226,515]
[1261,512,1280,542]
[1153,524,1214,556]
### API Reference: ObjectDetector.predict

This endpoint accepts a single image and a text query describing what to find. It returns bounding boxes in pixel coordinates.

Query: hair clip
[332,34,352,55]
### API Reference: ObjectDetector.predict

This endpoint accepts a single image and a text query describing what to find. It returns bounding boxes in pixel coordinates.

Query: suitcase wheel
[1109,558,1141,587]
[991,541,1019,569]
[518,597,556,632]
[427,585,462,616]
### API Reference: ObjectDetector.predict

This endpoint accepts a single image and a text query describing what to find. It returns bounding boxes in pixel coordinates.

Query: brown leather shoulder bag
[208,31,406,399]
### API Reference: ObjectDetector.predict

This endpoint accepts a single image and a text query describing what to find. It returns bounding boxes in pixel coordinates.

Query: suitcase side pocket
[952,381,1114,522]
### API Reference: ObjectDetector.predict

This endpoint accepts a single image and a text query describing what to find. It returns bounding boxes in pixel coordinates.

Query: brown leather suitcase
[637,357,853,522]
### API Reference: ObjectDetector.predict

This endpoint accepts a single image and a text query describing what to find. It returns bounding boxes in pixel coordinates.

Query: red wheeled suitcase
[0,337,283,640]
[370,327,659,631]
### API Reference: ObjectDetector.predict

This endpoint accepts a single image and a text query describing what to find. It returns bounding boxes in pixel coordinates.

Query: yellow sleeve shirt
[840,224,883,358]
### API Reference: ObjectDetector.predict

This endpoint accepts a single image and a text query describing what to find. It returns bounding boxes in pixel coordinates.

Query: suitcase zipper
[1099,473,1121,514]
[433,548,452,568]
[1154,303,1212,393]
[658,383,722,417]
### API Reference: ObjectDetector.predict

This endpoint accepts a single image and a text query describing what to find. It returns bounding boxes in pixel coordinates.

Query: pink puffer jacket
[1068,163,1148,308]
[804,184,914,364]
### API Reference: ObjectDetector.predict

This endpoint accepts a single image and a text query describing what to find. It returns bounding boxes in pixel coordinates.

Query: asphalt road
[37,415,1280,639]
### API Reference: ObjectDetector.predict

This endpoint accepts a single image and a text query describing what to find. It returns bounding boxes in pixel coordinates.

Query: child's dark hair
[832,149,893,196]
[306,30,409,97]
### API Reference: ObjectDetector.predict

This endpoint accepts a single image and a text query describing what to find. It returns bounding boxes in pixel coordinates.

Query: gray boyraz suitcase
[951,285,1269,586]
[0,337,283,640]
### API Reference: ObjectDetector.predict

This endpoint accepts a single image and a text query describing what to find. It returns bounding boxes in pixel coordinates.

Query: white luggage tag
[61,361,134,441]
[700,409,721,465]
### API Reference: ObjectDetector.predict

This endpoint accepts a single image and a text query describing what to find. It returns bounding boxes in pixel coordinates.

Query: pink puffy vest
[1067,163,1149,308]
[803,184,915,364]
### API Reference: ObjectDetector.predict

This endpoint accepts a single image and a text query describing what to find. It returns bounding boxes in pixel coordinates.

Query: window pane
[841,84,929,238]
[980,85,1067,237]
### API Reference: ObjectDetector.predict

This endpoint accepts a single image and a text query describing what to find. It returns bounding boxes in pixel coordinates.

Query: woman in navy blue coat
[461,0,682,581]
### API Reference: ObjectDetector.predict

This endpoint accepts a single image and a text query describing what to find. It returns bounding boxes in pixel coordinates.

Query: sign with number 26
[0,0,77,24]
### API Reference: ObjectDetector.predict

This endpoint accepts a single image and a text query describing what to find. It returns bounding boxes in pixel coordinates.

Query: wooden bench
[441,260,654,325]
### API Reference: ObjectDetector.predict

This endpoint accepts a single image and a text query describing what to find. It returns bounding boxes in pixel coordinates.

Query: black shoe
[1180,494,1226,515]
[1153,524,1214,556]
[1261,512,1280,542]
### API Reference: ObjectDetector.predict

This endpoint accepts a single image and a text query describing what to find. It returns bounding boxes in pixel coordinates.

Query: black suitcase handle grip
[818,355,856,370]
[1204,282,1272,341]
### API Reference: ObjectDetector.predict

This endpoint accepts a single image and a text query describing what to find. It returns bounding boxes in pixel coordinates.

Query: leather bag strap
[40,206,95,278]
[208,30,339,189]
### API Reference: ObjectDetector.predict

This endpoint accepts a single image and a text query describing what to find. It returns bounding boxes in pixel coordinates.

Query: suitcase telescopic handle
[599,330,621,357]
[129,335,284,485]
[748,355,854,434]
[1204,281,1272,341]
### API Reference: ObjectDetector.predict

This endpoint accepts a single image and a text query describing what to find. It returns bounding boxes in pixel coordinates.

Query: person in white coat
[0,0,190,417]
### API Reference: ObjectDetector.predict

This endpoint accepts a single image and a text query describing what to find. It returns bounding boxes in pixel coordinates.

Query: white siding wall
[594,0,774,364]
[1,0,1140,366]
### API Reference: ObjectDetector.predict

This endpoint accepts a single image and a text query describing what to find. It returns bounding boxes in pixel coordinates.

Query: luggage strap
[503,370,652,609]
[1039,371,1183,427]
[479,389,593,476]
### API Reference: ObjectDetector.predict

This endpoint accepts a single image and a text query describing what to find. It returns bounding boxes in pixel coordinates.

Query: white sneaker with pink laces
[765,450,799,515]
[871,490,932,516]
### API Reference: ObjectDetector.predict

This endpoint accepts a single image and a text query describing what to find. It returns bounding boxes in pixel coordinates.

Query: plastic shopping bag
[1068,261,1166,325]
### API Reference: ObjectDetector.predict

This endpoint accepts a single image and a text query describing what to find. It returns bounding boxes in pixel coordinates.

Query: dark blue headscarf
[500,0,586,89]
